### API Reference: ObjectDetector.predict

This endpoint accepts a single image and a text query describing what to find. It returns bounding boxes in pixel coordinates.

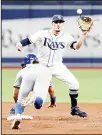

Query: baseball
[77,9,82,14]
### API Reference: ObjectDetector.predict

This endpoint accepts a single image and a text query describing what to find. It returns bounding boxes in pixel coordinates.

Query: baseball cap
[52,14,65,22]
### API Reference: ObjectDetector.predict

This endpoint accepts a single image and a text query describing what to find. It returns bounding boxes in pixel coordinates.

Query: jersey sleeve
[66,34,77,49]
[28,30,42,44]
[13,70,22,88]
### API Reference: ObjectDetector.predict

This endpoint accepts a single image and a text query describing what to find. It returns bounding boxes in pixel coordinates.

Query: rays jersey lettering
[43,37,65,50]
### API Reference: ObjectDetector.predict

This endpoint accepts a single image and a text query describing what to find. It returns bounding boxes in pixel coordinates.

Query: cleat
[10,108,15,115]
[12,120,20,129]
[11,114,21,129]
[70,106,88,117]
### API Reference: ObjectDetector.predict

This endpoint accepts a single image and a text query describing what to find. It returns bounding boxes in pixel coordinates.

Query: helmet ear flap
[21,61,26,69]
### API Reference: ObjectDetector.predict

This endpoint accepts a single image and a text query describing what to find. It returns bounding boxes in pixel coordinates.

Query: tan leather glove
[77,16,93,31]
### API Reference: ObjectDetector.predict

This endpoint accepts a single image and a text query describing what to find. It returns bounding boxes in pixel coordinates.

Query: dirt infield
[2,102,102,134]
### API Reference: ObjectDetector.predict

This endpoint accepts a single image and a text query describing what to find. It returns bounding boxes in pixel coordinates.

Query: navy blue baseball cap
[52,14,65,22]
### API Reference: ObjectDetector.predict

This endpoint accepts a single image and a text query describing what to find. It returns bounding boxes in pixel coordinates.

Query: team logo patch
[58,15,62,19]
[43,37,65,50]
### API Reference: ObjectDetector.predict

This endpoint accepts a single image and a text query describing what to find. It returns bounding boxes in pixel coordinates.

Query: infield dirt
[2,102,102,134]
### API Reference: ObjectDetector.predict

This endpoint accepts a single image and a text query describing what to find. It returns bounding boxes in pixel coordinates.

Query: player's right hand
[16,42,22,51]
[47,104,56,108]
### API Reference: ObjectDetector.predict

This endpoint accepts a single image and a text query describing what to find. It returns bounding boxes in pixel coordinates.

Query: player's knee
[75,80,79,89]
[34,97,43,109]
[70,80,79,90]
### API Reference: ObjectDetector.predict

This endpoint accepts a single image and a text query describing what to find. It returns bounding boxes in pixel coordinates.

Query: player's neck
[52,30,60,36]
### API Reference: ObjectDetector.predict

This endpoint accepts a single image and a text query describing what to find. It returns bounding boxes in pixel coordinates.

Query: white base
[7,115,33,121]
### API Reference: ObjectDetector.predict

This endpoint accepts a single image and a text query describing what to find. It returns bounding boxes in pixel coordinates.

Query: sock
[69,93,78,108]
[50,97,56,105]
[15,102,24,114]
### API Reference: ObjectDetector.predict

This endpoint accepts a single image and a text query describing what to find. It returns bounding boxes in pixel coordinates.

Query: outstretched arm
[73,31,88,50]
[16,30,41,51]
[48,85,56,108]
[13,87,19,103]
[16,38,31,51]
[73,16,93,50]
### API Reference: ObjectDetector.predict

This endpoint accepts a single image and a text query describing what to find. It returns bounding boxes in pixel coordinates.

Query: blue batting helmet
[23,54,38,64]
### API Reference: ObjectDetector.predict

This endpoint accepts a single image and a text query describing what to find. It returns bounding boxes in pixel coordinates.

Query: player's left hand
[77,16,93,32]
[47,104,56,108]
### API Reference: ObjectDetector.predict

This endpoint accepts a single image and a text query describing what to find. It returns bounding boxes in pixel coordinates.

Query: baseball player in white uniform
[10,54,56,115]
[11,54,52,129]
[16,14,91,118]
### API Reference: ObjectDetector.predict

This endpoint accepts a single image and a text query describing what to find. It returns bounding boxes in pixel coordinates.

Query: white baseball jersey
[28,29,79,92]
[29,29,76,67]
[16,63,52,103]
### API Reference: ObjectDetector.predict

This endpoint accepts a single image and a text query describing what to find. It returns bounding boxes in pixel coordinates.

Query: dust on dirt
[2,102,102,134]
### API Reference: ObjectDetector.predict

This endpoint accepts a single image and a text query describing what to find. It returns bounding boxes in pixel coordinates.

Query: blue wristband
[20,38,31,46]
[50,97,56,105]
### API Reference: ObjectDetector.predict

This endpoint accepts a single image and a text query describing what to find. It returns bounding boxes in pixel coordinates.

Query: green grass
[2,68,102,103]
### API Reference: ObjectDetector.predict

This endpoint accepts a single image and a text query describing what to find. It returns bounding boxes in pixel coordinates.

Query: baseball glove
[77,16,93,31]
